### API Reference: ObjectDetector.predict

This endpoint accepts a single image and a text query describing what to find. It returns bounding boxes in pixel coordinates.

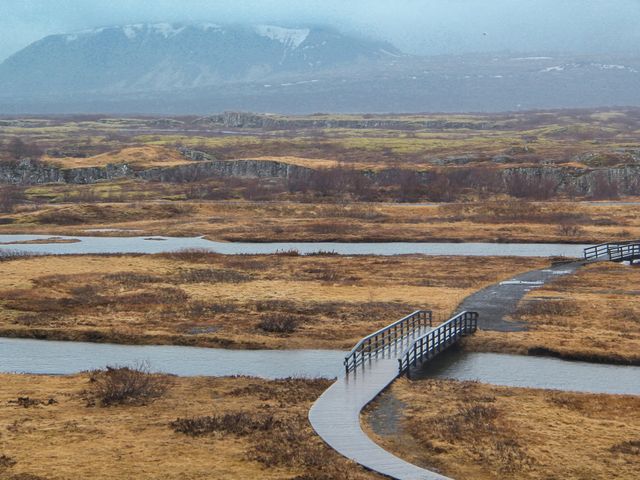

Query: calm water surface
[414,350,640,395]
[2,337,638,395]
[0,337,345,379]
[0,234,591,257]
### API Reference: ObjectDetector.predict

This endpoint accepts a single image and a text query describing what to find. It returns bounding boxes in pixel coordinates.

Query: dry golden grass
[365,378,640,480]
[2,199,639,243]
[0,253,546,349]
[0,373,379,480]
[45,146,195,169]
[466,262,640,363]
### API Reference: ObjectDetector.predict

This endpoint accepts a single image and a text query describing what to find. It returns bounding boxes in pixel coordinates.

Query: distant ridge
[0,23,402,95]
[0,23,639,114]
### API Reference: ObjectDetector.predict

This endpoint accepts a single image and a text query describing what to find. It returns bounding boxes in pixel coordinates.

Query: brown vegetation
[84,364,171,407]
[466,262,640,364]
[0,253,545,349]
[365,379,640,480]
[0,373,379,480]
[2,198,639,244]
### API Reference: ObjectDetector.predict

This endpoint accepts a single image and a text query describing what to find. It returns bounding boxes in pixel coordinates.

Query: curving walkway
[457,260,585,331]
[309,259,594,480]
[309,330,451,480]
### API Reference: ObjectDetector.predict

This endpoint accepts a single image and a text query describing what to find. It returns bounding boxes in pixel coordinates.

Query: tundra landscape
[0,109,639,480]
[2,2,640,479]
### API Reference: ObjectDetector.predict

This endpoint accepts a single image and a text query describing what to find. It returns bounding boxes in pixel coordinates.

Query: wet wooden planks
[309,331,451,480]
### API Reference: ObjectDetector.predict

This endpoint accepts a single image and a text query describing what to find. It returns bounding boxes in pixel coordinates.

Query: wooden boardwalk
[584,240,640,263]
[309,312,477,480]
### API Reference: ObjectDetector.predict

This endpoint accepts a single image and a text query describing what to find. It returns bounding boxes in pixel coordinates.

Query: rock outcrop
[0,155,638,197]
[194,112,498,131]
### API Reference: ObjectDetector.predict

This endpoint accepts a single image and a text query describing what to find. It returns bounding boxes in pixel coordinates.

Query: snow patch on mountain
[254,25,310,49]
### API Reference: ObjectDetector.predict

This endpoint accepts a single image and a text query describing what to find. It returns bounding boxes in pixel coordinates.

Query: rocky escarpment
[138,158,312,182]
[0,159,132,185]
[0,157,311,185]
[0,155,639,197]
[194,112,498,131]
[500,165,640,196]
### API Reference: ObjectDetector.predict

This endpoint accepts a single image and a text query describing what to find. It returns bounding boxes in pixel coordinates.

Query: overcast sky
[1,0,639,61]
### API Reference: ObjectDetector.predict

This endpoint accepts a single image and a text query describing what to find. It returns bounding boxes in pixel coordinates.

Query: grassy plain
[0,373,378,480]
[466,261,640,364]
[0,253,545,349]
[4,109,640,169]
[365,379,640,480]
[1,198,639,243]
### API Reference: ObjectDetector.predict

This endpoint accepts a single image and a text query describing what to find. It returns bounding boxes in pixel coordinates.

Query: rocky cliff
[194,112,497,131]
[0,157,312,185]
[0,155,638,197]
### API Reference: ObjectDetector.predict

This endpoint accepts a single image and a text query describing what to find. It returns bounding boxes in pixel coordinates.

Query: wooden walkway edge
[308,317,472,480]
[309,356,450,480]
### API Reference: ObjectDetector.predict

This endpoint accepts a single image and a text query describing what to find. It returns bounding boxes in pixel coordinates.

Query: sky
[1,0,639,62]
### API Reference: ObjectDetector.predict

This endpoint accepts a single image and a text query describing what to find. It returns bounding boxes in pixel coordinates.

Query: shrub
[36,210,86,225]
[590,172,620,200]
[158,248,216,263]
[505,172,560,200]
[274,249,300,256]
[610,439,640,456]
[176,268,251,283]
[9,397,57,408]
[557,222,585,237]
[306,221,353,235]
[6,137,43,160]
[257,314,300,334]
[86,364,170,407]
[0,454,16,470]
[516,298,576,317]
[0,250,32,262]
[171,412,278,436]
[0,186,24,213]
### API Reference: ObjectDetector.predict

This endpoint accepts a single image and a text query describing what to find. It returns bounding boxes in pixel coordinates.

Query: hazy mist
[1,0,639,61]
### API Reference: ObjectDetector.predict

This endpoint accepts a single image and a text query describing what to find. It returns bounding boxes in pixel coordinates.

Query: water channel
[0,234,591,257]
[2,337,638,395]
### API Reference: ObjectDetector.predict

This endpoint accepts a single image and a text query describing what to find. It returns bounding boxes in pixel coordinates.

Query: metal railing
[609,243,640,262]
[344,310,432,374]
[398,311,478,376]
[584,240,640,262]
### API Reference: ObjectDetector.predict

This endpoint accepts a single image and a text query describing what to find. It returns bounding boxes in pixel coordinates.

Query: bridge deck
[309,326,451,480]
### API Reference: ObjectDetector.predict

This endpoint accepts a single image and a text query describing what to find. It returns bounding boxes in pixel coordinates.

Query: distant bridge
[584,240,640,263]
[309,310,478,480]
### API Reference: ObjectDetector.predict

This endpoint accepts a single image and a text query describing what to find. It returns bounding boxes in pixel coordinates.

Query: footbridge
[584,240,640,263]
[309,310,478,480]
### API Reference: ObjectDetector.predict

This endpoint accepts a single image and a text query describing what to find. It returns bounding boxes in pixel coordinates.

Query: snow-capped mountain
[0,23,403,95]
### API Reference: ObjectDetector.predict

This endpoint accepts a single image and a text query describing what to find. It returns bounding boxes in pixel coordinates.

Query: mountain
[1,23,640,114]
[0,23,403,96]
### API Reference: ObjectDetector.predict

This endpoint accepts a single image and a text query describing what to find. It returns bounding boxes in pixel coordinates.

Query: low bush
[257,314,300,334]
[157,249,217,263]
[176,268,251,283]
[36,210,86,225]
[0,186,24,213]
[0,250,32,262]
[86,364,170,407]
[0,454,16,470]
[610,439,640,456]
[516,298,577,317]
[8,397,57,408]
[171,412,278,436]
[557,222,585,237]
[104,272,163,286]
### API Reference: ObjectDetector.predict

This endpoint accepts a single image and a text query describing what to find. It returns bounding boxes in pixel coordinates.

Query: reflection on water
[0,234,591,257]
[0,337,345,379]
[2,336,638,396]
[412,349,640,395]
